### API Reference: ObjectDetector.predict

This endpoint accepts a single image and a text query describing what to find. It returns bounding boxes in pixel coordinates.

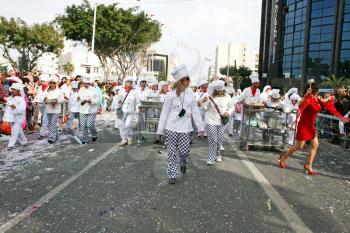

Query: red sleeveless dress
[296,95,348,141]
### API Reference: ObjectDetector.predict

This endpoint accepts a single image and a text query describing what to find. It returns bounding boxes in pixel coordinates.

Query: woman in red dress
[279,83,349,175]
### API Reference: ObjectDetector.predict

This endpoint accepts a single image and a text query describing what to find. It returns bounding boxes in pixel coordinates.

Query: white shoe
[127,139,133,145]
[220,146,225,151]
[119,140,128,146]
[207,160,214,165]
[216,156,222,162]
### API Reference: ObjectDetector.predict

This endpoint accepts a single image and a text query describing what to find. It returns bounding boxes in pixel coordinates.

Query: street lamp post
[91,2,98,55]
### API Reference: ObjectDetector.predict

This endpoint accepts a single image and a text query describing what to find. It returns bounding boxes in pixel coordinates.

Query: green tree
[219,65,252,90]
[321,75,350,88]
[56,1,161,81]
[0,16,64,71]
[63,63,74,75]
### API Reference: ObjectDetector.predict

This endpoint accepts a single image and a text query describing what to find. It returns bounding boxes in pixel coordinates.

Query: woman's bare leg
[306,136,319,171]
[281,140,305,162]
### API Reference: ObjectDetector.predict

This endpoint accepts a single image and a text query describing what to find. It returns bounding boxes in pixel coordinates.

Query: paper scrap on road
[89,149,95,152]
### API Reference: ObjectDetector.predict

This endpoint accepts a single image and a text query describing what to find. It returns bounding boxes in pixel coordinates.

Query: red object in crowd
[0,121,11,135]
[296,95,349,141]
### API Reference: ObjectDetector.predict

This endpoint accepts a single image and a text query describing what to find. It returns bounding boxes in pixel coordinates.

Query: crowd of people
[0,65,349,184]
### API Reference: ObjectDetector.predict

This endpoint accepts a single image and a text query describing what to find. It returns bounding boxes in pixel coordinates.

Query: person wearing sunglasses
[157,64,204,184]
[43,76,64,144]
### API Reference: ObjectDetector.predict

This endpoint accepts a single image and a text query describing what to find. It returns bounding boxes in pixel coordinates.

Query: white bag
[2,107,14,123]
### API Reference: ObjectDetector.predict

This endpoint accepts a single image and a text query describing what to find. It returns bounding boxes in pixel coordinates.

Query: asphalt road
[0,118,349,233]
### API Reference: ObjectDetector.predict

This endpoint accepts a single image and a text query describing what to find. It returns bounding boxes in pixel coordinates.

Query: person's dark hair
[212,89,226,97]
[310,82,319,95]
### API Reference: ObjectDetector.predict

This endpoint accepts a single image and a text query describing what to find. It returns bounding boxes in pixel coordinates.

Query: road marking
[226,137,313,233]
[0,145,120,233]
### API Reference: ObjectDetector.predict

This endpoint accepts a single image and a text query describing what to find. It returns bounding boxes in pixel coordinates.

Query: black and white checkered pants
[165,130,190,179]
[225,114,234,135]
[79,113,97,143]
[207,124,225,162]
[47,113,60,142]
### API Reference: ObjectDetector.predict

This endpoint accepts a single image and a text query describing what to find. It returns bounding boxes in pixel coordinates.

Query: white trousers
[39,104,49,136]
[118,113,135,141]
[9,121,27,147]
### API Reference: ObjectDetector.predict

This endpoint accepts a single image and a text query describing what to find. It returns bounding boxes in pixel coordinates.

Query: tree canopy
[0,16,64,71]
[56,0,162,80]
[220,65,252,90]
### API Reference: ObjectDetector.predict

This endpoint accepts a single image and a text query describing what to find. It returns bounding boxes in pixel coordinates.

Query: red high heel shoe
[303,164,318,175]
[278,154,287,168]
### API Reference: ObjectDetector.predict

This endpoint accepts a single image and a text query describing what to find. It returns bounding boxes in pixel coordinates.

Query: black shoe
[168,178,176,184]
[92,137,97,142]
[229,134,233,137]
[180,165,186,174]
[82,142,88,145]
[48,140,54,144]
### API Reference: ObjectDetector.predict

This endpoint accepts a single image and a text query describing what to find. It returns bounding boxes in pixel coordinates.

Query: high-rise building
[259,0,350,91]
[214,43,259,76]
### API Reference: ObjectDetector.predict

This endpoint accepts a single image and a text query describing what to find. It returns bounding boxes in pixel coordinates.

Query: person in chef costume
[110,86,122,130]
[43,75,64,143]
[196,79,209,137]
[158,81,169,102]
[66,81,80,134]
[157,64,204,184]
[286,92,301,145]
[148,79,160,98]
[260,85,272,103]
[135,76,149,133]
[117,76,140,146]
[265,89,283,108]
[239,74,261,104]
[282,87,298,106]
[3,83,27,150]
[232,89,243,133]
[201,80,235,165]
[34,74,50,139]
[76,76,100,144]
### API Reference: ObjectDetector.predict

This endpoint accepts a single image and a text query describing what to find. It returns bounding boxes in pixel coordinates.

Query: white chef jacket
[203,95,235,126]
[3,96,26,123]
[196,91,209,108]
[78,86,100,114]
[33,86,46,103]
[43,88,64,114]
[157,89,204,135]
[148,90,160,98]
[118,89,140,114]
[135,87,150,101]
[68,91,80,113]
[159,93,168,102]
[60,83,71,100]
[240,87,261,104]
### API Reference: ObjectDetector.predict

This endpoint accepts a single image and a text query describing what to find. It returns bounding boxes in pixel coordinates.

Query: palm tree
[63,63,74,76]
[322,75,350,88]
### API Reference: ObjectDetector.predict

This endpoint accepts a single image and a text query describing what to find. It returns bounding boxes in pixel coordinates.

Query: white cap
[137,76,148,86]
[82,76,92,84]
[39,74,49,82]
[290,93,301,101]
[10,82,23,91]
[49,75,58,83]
[71,81,79,89]
[190,81,197,87]
[271,89,281,99]
[124,76,137,87]
[263,85,272,93]
[250,74,260,84]
[287,87,298,95]
[171,64,189,81]
[208,80,226,96]
[112,86,121,94]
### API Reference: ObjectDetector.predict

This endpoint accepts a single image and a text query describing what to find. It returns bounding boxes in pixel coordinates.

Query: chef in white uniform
[286,93,301,145]
[260,85,272,103]
[66,81,80,134]
[117,76,140,146]
[77,76,100,144]
[157,64,204,184]
[196,80,209,137]
[240,74,261,104]
[43,75,64,144]
[4,83,27,150]
[35,74,49,139]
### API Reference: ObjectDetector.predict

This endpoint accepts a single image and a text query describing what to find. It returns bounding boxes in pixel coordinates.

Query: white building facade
[214,42,259,76]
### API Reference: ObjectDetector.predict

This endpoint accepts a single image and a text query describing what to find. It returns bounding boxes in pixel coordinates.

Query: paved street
[0,114,349,233]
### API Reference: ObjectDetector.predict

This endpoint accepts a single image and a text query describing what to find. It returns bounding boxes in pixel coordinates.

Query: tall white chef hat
[71,81,79,89]
[290,93,301,101]
[263,85,272,93]
[137,76,148,86]
[271,89,281,99]
[123,76,137,87]
[190,80,197,87]
[249,74,260,84]
[198,79,209,87]
[171,64,189,81]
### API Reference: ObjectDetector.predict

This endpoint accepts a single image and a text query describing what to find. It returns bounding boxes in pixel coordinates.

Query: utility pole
[226,43,230,77]
[91,2,97,55]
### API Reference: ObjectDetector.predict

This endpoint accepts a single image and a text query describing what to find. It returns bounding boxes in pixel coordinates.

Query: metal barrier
[316,113,350,149]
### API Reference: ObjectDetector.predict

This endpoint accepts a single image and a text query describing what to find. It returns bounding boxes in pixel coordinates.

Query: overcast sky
[0,0,262,78]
